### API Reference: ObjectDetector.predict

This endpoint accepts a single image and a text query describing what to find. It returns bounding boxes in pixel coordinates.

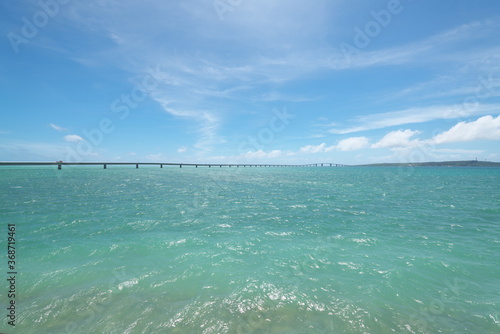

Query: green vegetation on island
[357,160,500,167]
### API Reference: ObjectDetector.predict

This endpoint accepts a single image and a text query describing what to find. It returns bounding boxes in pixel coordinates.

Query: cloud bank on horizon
[1,0,500,164]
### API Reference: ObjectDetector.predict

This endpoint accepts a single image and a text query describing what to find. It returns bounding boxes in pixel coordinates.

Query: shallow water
[1,166,499,333]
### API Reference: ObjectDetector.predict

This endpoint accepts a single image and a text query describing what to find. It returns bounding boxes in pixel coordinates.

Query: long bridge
[0,162,350,169]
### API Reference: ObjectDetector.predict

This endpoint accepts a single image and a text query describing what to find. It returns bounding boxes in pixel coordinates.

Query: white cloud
[433,115,500,144]
[329,104,500,134]
[267,149,285,158]
[336,137,370,151]
[298,137,369,153]
[50,123,66,131]
[241,149,290,160]
[46,2,500,165]
[64,135,85,142]
[371,129,421,148]
[177,146,187,153]
[206,149,297,163]
[300,143,333,153]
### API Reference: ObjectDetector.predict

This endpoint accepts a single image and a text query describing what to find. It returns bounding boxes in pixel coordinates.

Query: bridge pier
[104,164,107,169]
[58,164,61,170]
[136,164,139,169]
[160,164,163,168]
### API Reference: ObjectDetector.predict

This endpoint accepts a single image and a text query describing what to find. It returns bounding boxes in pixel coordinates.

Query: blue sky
[1,0,500,165]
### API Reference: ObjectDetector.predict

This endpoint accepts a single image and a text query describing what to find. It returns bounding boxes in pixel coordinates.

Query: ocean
[0,166,499,333]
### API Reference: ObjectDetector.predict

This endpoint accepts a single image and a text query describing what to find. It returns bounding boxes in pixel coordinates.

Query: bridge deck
[0,162,349,169]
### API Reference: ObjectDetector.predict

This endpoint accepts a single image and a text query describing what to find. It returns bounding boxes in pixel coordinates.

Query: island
[357,160,500,167]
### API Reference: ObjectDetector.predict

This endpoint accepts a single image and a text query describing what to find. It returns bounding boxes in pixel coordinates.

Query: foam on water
[0,166,499,333]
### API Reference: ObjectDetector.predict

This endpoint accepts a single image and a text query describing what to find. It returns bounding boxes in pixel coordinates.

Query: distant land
[356,160,500,167]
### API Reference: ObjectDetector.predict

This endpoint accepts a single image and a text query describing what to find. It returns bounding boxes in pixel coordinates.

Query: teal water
[0,166,499,334]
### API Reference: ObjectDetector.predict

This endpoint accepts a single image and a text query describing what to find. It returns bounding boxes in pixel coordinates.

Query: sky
[1,0,500,165]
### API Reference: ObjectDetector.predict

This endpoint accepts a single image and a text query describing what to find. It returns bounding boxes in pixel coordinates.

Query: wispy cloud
[64,135,85,142]
[298,137,370,154]
[331,20,500,70]
[375,52,500,107]
[300,143,333,154]
[18,1,498,164]
[49,123,67,131]
[330,103,500,134]
[240,149,291,160]
[209,149,296,162]
[153,95,224,153]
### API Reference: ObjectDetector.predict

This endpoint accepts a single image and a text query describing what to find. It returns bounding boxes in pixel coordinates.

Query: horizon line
[0,160,499,167]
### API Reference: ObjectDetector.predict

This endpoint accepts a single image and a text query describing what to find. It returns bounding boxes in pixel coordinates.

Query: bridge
[303,163,350,167]
[0,162,350,169]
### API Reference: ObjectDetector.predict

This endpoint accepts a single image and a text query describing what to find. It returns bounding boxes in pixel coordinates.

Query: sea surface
[0,166,499,334]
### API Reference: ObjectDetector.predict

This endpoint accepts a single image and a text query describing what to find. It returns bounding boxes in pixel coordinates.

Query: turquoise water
[0,166,499,333]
